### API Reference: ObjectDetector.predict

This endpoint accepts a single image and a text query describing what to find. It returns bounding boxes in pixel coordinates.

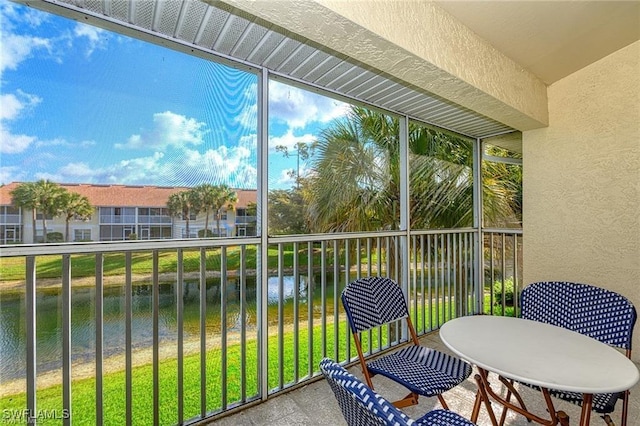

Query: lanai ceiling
[435,1,640,85]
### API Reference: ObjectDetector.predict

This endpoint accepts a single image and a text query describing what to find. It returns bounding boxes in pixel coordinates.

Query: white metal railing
[0,228,521,424]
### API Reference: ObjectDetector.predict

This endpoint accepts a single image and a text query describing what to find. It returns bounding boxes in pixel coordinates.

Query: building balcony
[235,216,257,225]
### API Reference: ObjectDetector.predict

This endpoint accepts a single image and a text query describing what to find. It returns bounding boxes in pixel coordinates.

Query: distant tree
[192,184,238,237]
[10,182,39,243]
[275,141,314,190]
[193,184,216,234]
[210,184,237,237]
[59,191,93,242]
[246,202,257,217]
[269,188,309,235]
[10,180,66,243]
[33,180,67,242]
[167,190,199,238]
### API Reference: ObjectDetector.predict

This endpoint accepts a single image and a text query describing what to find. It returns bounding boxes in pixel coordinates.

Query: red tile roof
[0,182,256,208]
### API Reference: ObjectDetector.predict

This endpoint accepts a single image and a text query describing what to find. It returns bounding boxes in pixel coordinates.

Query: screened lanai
[5,1,637,426]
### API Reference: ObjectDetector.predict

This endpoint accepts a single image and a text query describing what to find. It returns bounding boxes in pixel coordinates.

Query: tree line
[166,184,237,238]
[8,106,521,242]
[9,181,239,243]
[268,106,522,235]
[10,180,93,243]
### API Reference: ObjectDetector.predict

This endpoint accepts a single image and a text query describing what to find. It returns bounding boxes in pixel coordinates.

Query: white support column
[257,68,269,401]
[399,115,410,340]
[473,138,484,314]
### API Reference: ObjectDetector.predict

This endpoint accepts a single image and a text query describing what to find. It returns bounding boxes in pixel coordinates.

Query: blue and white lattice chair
[341,277,472,409]
[515,281,637,426]
[319,358,476,426]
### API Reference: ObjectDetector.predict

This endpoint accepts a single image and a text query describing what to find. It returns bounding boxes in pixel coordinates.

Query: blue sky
[0,0,349,190]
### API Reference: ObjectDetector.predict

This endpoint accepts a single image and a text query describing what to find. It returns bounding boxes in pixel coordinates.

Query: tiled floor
[211,331,640,425]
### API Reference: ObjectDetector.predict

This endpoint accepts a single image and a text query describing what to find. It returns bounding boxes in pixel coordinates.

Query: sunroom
[1,0,638,425]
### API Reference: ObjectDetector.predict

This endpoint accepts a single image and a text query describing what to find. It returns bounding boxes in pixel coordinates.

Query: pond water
[0,275,312,384]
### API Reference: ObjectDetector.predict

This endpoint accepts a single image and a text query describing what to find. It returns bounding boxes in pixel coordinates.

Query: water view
[0,275,310,385]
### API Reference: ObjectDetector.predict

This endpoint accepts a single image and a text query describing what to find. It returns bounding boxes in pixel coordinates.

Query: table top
[439,315,640,394]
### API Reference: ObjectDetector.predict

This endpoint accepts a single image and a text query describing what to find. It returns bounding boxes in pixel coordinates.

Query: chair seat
[522,382,623,414]
[415,409,476,426]
[549,389,622,414]
[367,345,472,398]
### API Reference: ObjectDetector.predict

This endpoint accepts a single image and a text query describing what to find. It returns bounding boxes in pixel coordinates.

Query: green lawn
[0,302,461,425]
[0,245,331,282]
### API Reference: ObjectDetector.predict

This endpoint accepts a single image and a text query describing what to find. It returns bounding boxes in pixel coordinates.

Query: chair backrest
[521,281,637,350]
[319,358,413,426]
[341,277,409,334]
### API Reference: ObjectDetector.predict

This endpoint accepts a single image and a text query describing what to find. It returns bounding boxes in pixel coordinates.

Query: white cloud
[0,3,110,81]
[47,146,258,189]
[0,165,26,185]
[0,124,35,154]
[269,81,349,129]
[115,111,207,150]
[74,22,108,57]
[234,83,258,129]
[180,146,256,187]
[0,91,41,154]
[58,162,97,178]
[35,138,96,149]
[275,168,295,187]
[0,33,51,79]
[0,90,41,121]
[269,129,316,151]
[0,1,49,30]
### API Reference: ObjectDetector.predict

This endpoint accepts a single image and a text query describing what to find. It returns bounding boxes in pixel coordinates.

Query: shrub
[493,278,515,306]
[198,229,214,238]
[46,232,64,243]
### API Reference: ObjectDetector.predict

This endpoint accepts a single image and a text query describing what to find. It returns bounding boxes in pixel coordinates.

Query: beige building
[0,183,257,244]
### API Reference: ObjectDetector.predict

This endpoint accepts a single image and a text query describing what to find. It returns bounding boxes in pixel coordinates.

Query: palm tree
[305,106,517,233]
[306,108,400,233]
[32,180,67,242]
[10,182,39,243]
[193,184,216,236]
[10,180,67,243]
[167,190,198,238]
[194,184,238,237]
[210,184,238,237]
[59,191,94,242]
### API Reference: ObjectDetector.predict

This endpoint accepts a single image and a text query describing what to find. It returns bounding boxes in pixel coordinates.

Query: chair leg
[437,394,449,410]
[391,392,419,409]
[557,411,569,426]
[620,389,630,426]
[471,389,482,423]
[497,376,531,425]
[475,373,500,426]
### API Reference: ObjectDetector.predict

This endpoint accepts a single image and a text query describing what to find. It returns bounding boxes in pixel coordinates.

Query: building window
[74,229,92,241]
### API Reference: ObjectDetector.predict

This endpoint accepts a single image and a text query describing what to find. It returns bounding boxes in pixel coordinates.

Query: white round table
[439,315,639,425]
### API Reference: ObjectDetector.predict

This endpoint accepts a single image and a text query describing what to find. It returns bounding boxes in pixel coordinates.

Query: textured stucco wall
[218,0,548,131]
[523,41,639,357]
